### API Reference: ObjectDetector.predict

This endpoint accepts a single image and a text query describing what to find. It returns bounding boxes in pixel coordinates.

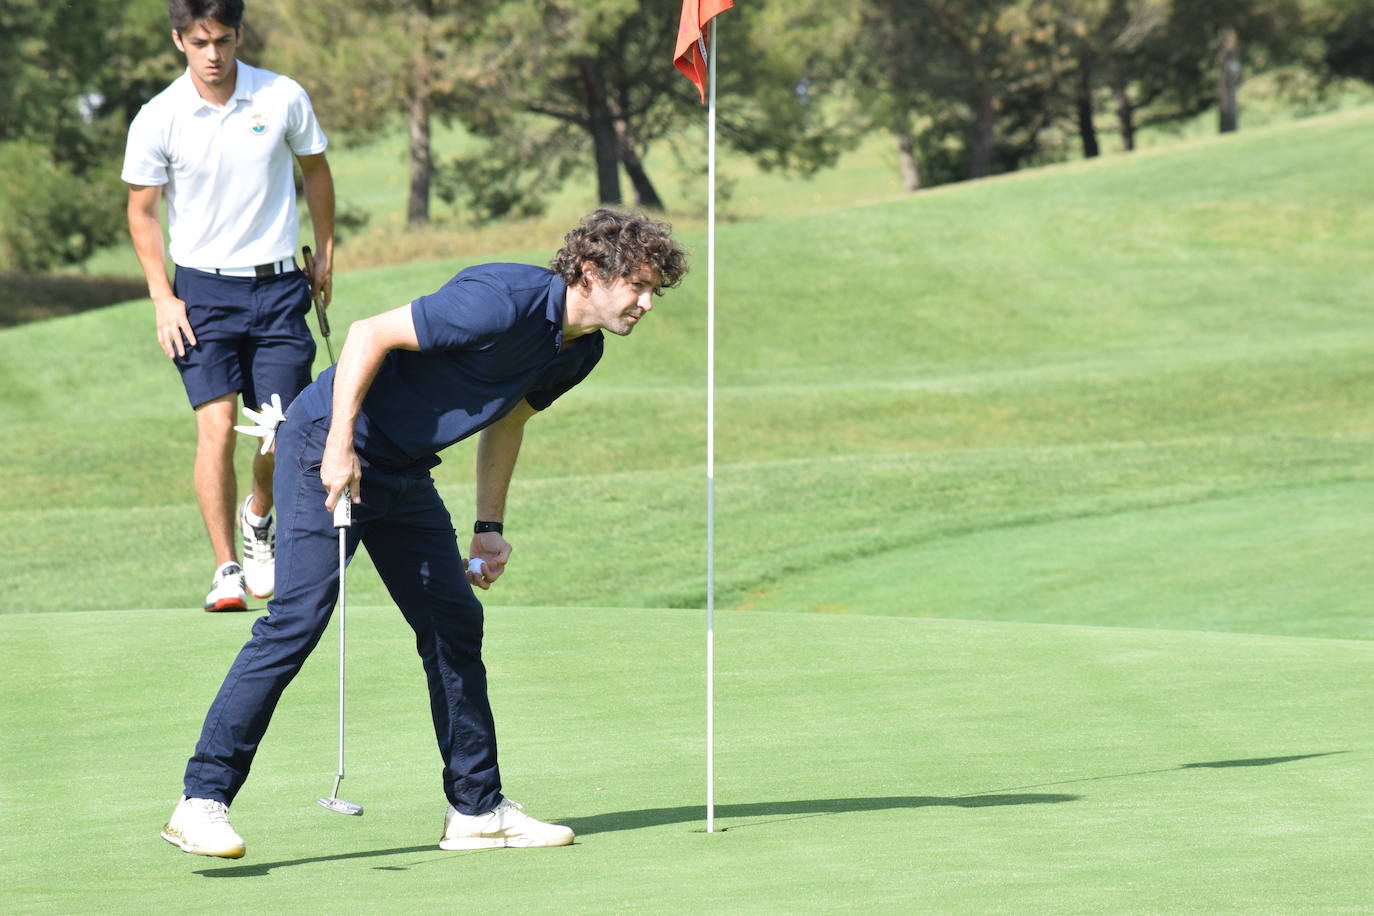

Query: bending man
[161,209,688,858]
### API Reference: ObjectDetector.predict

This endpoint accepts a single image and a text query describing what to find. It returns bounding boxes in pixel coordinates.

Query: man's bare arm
[127,184,195,358]
[474,400,537,524]
[297,152,335,306]
[321,304,420,510]
[467,399,538,589]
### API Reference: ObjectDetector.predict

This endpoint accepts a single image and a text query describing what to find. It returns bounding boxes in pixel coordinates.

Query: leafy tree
[0,0,173,157]
[1049,0,1305,157]
[439,0,862,221]
[853,0,956,190]
[712,0,864,175]
[1094,1,1209,150]
[1164,0,1306,133]
[455,0,682,210]
[853,1,1064,183]
[0,0,177,270]
[0,143,127,271]
[1319,0,1374,85]
[253,0,498,225]
[435,117,584,222]
[1050,0,1171,157]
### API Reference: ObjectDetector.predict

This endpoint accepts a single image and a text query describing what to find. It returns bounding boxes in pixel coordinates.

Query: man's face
[583,265,661,337]
[172,19,240,89]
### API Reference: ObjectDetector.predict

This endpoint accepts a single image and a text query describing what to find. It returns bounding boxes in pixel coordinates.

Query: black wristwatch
[474,520,504,535]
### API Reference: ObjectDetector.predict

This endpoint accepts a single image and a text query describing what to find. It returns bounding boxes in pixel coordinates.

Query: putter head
[317,796,364,816]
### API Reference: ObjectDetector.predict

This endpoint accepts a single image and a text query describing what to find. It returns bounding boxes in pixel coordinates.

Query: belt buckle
[255,262,275,280]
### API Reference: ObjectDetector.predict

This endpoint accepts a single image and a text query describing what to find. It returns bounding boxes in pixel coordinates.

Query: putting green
[2,605,1369,912]
[744,479,1374,640]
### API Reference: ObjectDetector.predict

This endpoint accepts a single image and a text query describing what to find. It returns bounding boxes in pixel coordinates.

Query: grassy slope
[72,118,912,278]
[3,108,1372,638]
[69,74,1374,279]
[720,109,1374,636]
[2,108,1372,915]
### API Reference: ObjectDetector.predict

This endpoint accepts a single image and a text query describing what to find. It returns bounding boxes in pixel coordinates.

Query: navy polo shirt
[295,263,603,469]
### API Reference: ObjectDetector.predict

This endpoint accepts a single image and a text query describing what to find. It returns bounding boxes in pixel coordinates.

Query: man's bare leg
[249,447,274,518]
[241,422,278,599]
[194,394,240,567]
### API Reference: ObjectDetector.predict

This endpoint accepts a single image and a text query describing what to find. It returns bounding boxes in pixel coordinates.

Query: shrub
[0,141,126,272]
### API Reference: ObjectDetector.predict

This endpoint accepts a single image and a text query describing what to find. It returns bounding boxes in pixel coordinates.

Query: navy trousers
[183,415,503,814]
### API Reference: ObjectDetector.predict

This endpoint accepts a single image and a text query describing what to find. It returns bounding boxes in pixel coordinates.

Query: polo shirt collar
[546,275,602,353]
[546,274,567,326]
[546,274,567,349]
[174,60,256,113]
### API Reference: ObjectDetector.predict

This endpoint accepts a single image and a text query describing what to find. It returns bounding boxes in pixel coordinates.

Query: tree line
[2,0,1371,271]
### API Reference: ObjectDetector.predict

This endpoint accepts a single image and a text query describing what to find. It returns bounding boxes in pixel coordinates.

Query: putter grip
[303,245,331,337]
[334,488,352,528]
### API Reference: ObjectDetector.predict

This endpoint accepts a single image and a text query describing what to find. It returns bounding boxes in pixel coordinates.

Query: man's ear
[171,29,185,53]
[580,260,599,288]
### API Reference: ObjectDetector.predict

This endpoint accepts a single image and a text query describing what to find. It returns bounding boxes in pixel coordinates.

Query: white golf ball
[468,557,486,576]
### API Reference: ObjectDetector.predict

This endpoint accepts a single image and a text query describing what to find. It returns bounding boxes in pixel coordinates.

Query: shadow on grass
[194,793,1078,877]
[563,793,1080,836]
[197,844,436,878]
[1179,753,1345,769]
[964,751,1348,796]
[0,272,145,328]
[195,753,1347,877]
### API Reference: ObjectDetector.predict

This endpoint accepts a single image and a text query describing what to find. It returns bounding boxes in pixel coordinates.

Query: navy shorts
[172,266,317,410]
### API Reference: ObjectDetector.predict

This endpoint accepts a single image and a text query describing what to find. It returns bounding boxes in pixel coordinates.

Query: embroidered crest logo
[249,113,268,135]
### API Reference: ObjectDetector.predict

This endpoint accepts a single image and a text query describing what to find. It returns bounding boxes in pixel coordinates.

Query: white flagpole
[705,16,718,835]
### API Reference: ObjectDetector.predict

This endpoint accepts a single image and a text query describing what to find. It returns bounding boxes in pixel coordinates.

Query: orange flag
[674,0,734,104]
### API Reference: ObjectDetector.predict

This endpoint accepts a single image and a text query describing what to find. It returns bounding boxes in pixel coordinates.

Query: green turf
[754,480,1374,639]
[5,108,1371,631]
[2,109,1372,911]
[2,607,1371,913]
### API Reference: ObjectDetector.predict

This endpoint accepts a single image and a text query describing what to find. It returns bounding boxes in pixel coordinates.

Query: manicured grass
[61,75,1374,281]
[2,108,1372,912]
[4,108,1371,631]
[72,118,913,279]
[753,479,1373,636]
[2,606,1371,913]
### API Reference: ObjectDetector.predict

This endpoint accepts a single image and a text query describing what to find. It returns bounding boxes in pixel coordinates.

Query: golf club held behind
[302,245,336,365]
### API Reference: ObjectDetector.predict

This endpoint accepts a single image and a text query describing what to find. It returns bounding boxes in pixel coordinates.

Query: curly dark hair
[550,209,688,294]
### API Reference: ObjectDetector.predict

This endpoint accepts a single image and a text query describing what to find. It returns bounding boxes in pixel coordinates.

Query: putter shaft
[336,523,346,783]
[319,489,361,815]
[302,245,336,364]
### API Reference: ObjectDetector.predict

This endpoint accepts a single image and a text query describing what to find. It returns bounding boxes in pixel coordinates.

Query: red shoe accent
[205,597,248,612]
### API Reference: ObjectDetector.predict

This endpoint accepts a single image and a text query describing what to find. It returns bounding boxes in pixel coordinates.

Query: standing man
[123,0,335,612]
[160,209,687,858]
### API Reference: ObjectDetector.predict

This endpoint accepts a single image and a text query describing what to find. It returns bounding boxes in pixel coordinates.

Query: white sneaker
[161,796,246,858]
[203,562,248,612]
[240,497,275,599]
[439,798,574,850]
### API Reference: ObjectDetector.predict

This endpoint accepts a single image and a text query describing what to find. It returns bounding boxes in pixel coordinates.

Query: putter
[318,486,363,816]
[302,245,336,364]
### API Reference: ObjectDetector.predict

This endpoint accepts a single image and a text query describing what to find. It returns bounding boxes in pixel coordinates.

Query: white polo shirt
[122,61,328,270]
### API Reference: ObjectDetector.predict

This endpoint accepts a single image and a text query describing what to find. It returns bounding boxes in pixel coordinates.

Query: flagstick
[705,16,718,836]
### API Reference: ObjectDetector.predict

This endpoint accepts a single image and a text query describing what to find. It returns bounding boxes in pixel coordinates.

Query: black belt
[211,258,296,279]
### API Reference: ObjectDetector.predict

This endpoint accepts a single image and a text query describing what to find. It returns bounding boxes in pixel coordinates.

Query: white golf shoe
[239,497,275,599]
[161,796,246,858]
[439,798,574,850]
[203,562,248,612]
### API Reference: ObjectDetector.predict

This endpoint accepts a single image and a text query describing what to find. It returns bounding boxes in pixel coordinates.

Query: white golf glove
[234,392,287,455]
